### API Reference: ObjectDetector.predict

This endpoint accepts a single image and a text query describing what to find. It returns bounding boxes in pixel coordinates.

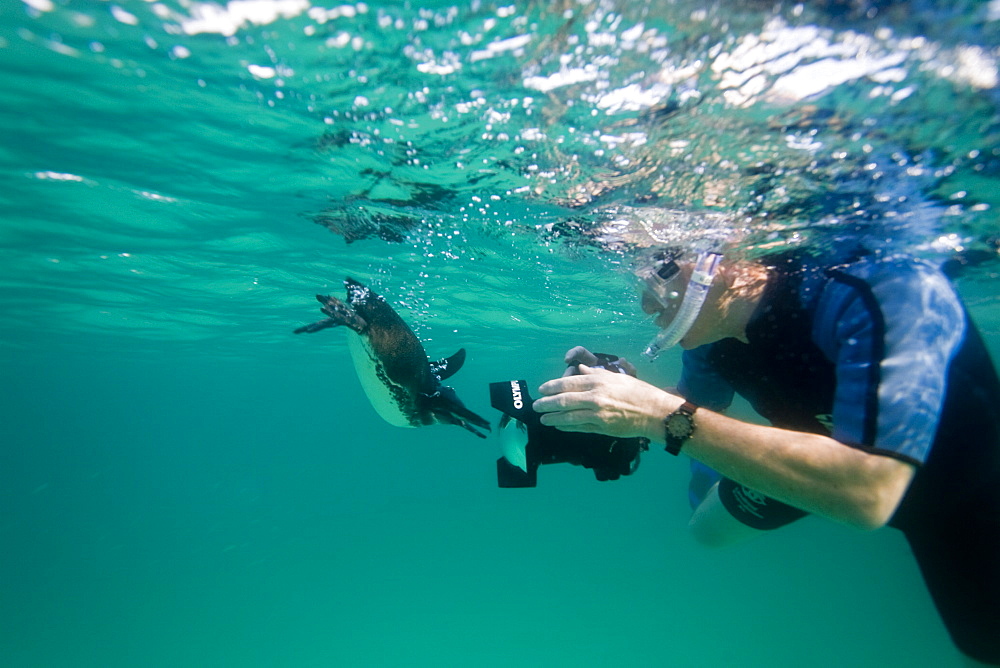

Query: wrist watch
[663,401,698,455]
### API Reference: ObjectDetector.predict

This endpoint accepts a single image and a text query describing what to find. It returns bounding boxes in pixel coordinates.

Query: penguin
[294,278,491,439]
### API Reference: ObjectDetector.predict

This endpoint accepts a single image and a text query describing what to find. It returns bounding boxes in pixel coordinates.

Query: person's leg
[905,484,1000,665]
[688,459,722,509]
[689,482,766,547]
[688,476,809,547]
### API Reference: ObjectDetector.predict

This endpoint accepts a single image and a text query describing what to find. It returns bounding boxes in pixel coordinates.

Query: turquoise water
[2,0,999,665]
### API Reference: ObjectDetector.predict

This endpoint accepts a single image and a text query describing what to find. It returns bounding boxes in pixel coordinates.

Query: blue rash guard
[678,252,1000,663]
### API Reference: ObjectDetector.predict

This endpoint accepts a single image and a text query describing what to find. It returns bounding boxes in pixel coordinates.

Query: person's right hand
[534,364,677,438]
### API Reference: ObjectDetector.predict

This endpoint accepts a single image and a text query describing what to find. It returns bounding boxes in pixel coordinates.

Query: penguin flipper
[293,294,368,335]
[430,348,466,381]
[294,317,339,334]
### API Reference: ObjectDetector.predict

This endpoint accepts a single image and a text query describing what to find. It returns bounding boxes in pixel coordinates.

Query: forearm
[533,365,916,530]
[646,398,916,530]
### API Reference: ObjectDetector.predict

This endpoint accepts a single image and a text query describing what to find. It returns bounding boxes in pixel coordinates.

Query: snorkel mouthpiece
[643,251,723,360]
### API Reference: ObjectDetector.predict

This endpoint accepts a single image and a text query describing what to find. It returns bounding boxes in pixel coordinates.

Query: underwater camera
[488,354,649,488]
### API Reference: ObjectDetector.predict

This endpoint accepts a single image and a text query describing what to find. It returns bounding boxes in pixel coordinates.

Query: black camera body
[489,355,648,488]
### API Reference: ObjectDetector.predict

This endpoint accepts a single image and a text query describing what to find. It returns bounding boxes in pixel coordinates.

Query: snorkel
[642,250,723,360]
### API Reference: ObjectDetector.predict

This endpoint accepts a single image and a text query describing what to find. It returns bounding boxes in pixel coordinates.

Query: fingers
[532,386,597,413]
[564,346,599,367]
[538,365,612,398]
[530,398,602,431]
[560,347,639,378]
[563,346,603,375]
[538,413,602,432]
[534,366,622,420]
[561,361,603,378]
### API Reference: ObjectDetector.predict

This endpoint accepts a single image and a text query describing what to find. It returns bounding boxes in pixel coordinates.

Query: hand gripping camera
[488,354,649,487]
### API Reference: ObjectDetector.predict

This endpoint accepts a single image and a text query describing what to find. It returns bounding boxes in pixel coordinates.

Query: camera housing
[489,357,648,487]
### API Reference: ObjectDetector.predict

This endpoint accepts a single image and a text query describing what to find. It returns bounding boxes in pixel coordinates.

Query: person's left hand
[561,345,638,377]
[532,364,679,439]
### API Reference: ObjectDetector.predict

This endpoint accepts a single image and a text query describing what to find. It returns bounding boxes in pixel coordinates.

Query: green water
[2,0,998,665]
[1,352,959,666]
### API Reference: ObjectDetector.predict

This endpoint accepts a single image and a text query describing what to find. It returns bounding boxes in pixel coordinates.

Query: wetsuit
[678,252,1000,664]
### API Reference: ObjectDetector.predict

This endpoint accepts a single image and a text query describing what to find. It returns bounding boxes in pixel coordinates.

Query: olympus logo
[510,381,523,409]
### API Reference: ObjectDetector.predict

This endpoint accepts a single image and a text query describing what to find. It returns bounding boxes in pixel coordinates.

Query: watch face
[667,414,694,439]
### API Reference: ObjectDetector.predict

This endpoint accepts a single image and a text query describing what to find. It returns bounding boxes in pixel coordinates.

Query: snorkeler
[532,245,1000,665]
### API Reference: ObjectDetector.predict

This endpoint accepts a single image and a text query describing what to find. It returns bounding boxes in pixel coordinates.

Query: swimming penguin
[294,278,491,439]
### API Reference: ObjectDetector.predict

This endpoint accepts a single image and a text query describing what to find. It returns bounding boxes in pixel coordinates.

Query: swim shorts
[716,476,808,530]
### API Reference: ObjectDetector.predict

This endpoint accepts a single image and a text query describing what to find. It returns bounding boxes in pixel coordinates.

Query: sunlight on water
[2,0,998,358]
